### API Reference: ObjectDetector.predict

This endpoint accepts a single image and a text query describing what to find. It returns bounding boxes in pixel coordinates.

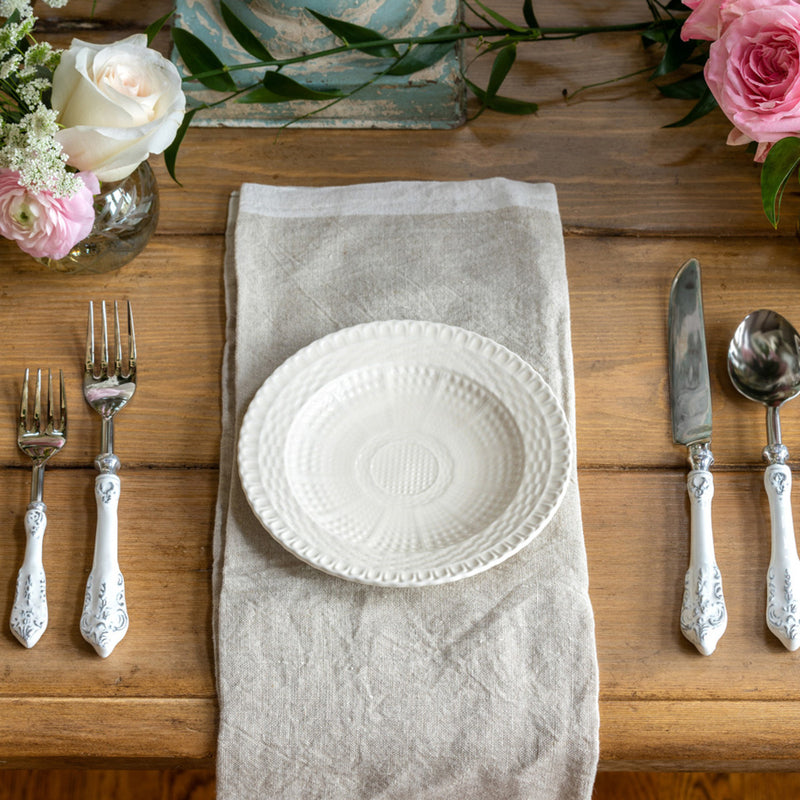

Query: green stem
[182,21,654,85]
[564,66,652,100]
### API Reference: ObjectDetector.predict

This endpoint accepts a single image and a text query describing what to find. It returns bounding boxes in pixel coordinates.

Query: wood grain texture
[593,772,800,800]
[2,0,800,776]
[0,769,215,800]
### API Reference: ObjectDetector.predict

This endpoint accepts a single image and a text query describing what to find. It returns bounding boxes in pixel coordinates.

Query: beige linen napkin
[217,178,599,799]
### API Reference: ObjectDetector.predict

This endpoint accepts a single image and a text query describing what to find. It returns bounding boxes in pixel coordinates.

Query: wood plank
[6,768,800,798]
[0,698,215,766]
[0,469,214,698]
[567,235,800,471]
[0,769,216,800]
[1,466,799,764]
[1,233,798,472]
[33,0,782,236]
[593,772,800,800]
[599,701,800,770]
[0,236,225,468]
[585,471,800,700]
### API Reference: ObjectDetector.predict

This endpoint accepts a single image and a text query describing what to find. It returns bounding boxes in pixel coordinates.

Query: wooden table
[2,0,800,772]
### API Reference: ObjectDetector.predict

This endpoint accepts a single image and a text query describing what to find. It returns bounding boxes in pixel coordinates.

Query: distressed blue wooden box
[172,0,465,128]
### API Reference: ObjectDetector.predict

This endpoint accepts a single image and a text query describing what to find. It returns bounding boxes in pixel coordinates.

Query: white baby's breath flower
[0,52,21,79]
[0,17,34,58]
[23,41,59,70]
[0,0,33,19]
[18,77,50,105]
[0,110,82,197]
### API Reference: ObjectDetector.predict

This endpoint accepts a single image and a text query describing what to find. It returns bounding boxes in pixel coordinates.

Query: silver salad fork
[80,300,137,658]
[10,369,67,648]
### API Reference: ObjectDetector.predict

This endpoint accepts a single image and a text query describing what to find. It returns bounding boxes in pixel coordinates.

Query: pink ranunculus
[704,3,800,151]
[0,170,100,259]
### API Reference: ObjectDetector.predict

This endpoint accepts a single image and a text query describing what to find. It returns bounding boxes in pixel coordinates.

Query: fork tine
[100,300,109,378]
[19,368,28,431]
[127,301,136,373]
[59,369,66,431]
[33,369,41,432]
[46,369,53,431]
[113,300,122,374]
[86,301,95,374]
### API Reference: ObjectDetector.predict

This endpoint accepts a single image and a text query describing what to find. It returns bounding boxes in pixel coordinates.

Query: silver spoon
[729,309,800,650]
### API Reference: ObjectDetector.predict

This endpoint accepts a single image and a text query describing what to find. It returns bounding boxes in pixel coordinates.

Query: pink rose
[681,0,800,42]
[0,170,100,259]
[704,3,800,155]
[681,0,723,41]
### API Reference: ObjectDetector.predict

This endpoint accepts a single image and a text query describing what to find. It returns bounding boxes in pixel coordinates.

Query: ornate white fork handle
[80,301,137,658]
[10,369,67,648]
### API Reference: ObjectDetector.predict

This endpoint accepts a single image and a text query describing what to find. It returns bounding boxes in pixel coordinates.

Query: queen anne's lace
[0,1,77,197]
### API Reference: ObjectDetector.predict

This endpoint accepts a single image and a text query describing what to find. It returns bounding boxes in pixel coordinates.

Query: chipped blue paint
[173,0,465,128]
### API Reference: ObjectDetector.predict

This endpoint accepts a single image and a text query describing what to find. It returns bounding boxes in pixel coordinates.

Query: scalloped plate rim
[237,319,572,587]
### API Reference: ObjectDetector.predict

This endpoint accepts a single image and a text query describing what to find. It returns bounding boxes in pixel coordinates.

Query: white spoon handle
[10,502,48,648]
[764,463,800,650]
[680,469,726,655]
[80,474,128,657]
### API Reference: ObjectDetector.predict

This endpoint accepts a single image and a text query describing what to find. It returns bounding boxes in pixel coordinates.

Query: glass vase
[36,160,159,274]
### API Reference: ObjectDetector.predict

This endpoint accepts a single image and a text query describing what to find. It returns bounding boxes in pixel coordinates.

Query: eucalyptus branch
[180,21,654,87]
[165,1,690,183]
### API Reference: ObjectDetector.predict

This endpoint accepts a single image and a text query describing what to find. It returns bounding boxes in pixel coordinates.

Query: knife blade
[668,258,726,655]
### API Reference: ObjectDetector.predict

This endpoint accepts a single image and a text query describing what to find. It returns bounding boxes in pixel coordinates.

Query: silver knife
[668,258,727,655]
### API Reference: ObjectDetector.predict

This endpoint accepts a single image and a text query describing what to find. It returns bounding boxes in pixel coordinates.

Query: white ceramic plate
[238,320,572,586]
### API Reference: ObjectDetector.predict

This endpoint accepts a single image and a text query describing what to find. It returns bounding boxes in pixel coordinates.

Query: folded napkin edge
[237,177,558,219]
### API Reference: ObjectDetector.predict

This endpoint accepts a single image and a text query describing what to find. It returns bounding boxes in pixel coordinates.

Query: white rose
[52,34,186,183]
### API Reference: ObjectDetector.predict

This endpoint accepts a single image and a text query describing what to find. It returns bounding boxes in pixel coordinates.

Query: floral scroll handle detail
[80,572,128,656]
[10,503,49,648]
[80,472,128,657]
[681,565,726,648]
[763,463,800,651]
[680,465,726,655]
[767,567,800,646]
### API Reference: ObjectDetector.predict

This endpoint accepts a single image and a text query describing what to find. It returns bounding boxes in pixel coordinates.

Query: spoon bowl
[728,309,800,412]
[728,309,800,651]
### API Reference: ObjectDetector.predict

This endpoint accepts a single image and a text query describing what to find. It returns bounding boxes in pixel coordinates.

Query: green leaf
[663,86,718,127]
[307,9,399,58]
[172,28,238,92]
[386,24,458,76]
[471,0,527,32]
[145,10,174,46]
[761,137,800,228]
[486,43,516,102]
[651,28,697,78]
[466,78,537,115]
[657,72,707,100]
[522,0,538,29]
[220,1,273,61]
[641,25,669,47]
[163,107,199,185]
[238,72,344,103]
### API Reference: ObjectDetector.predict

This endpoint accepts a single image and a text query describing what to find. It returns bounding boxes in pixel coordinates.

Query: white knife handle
[10,502,48,648]
[764,463,800,651]
[680,469,727,655]
[80,474,128,658]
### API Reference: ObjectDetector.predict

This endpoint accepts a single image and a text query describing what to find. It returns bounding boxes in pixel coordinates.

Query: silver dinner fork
[10,369,67,648]
[80,300,136,658]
